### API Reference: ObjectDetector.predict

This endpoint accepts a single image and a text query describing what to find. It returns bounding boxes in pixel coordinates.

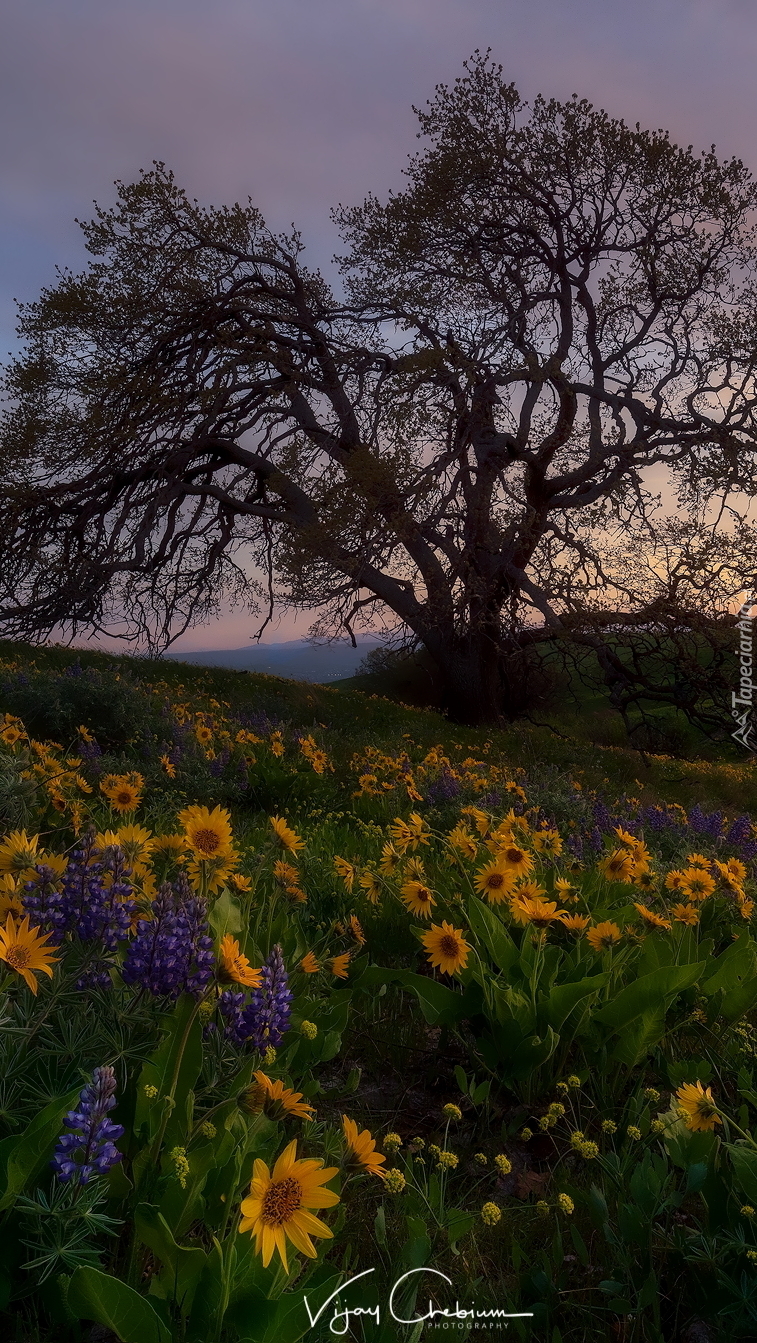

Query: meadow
[1,639,757,1341]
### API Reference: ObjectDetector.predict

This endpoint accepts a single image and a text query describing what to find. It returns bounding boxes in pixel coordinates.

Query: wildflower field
[1,642,757,1341]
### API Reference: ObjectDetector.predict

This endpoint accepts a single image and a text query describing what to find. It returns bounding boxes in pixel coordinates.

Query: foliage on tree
[2,53,757,729]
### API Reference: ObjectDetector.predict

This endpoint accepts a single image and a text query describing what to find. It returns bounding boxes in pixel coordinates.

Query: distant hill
[164,638,385,683]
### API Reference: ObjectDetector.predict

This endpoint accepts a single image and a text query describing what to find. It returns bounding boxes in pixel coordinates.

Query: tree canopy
[2,52,757,729]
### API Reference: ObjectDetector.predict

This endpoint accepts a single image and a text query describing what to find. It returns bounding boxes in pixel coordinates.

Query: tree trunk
[426,634,505,726]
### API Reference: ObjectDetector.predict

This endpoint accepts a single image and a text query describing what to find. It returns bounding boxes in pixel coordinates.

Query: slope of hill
[165,637,384,681]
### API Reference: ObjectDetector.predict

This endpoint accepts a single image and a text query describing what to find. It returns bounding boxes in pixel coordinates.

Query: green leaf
[728,1143,757,1203]
[0,1087,81,1210]
[466,898,519,975]
[209,887,243,940]
[540,974,608,1034]
[67,1267,171,1343]
[134,1204,208,1313]
[454,1065,468,1095]
[595,962,705,1037]
[133,995,203,1149]
[356,967,475,1025]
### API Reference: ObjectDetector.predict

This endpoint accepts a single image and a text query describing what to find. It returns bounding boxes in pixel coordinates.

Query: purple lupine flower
[209,747,231,778]
[219,988,247,1045]
[24,835,135,952]
[425,771,462,805]
[479,791,502,811]
[51,1066,124,1184]
[235,944,292,1050]
[121,874,214,1000]
[728,815,754,847]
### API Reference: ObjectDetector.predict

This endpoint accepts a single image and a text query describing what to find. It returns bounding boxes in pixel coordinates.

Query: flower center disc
[262,1176,303,1224]
[440,935,459,957]
[5,945,31,969]
[193,828,222,855]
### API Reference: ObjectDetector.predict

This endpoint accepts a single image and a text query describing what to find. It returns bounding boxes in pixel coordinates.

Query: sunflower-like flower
[664,870,686,891]
[532,829,562,856]
[585,920,623,951]
[474,860,515,904]
[713,859,747,893]
[334,856,355,891]
[300,951,320,974]
[510,895,568,928]
[238,1139,339,1271]
[495,843,534,878]
[97,823,155,877]
[218,935,262,988]
[400,880,436,918]
[179,804,234,860]
[329,952,351,979]
[671,903,699,926]
[0,912,59,994]
[342,1115,387,1179]
[101,774,144,814]
[676,1080,722,1132]
[0,875,24,921]
[633,903,671,931]
[561,913,590,934]
[0,830,41,877]
[358,871,382,905]
[270,816,305,854]
[347,914,365,945]
[379,842,402,875]
[598,850,635,883]
[273,860,300,888]
[679,868,716,901]
[239,1072,316,1121]
[422,921,471,975]
[447,826,478,861]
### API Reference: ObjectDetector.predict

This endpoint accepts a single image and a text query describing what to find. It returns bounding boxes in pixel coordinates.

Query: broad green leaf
[67,1267,171,1343]
[540,974,608,1034]
[0,1086,81,1210]
[702,933,757,998]
[465,898,519,975]
[133,995,203,1149]
[728,1143,757,1203]
[610,1007,667,1068]
[595,963,704,1037]
[209,887,243,940]
[134,1204,208,1313]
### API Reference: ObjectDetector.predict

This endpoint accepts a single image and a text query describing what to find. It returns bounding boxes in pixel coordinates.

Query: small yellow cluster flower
[557,1193,574,1215]
[407,1137,425,1153]
[535,1200,550,1218]
[384,1169,406,1194]
[742,1206,756,1218]
[601,1120,617,1134]
[569,1131,585,1150]
[428,1144,441,1160]
[555,1081,569,1095]
[481,1202,501,1226]
[644,1088,661,1104]
[144,1084,158,1100]
[436,1150,459,1170]
[519,1127,533,1142]
[300,1020,318,1040]
[567,1075,581,1089]
[199,1121,216,1139]
[650,1119,666,1135]
[198,999,215,1021]
[747,1249,757,1264]
[383,1133,402,1153]
[474,1152,488,1166]
[626,1126,642,1141]
[548,1102,566,1118]
[170,1146,190,1189]
[578,1141,599,1159]
[494,1154,512,1175]
[443,1103,462,1121]
[263,1046,277,1066]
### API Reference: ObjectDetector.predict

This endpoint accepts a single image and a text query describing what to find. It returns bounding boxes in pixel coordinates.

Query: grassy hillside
[2,637,757,1341]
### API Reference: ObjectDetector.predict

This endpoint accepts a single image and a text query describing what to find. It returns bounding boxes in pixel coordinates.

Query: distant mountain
[164,638,384,683]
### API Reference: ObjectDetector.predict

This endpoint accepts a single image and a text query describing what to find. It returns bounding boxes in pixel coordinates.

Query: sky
[2,0,756,649]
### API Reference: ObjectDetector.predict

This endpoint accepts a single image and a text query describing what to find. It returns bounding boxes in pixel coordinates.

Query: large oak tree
[2,54,757,728]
